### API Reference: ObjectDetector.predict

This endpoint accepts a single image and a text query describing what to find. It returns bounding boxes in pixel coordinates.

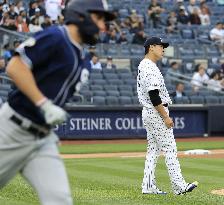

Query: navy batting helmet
[64,0,115,45]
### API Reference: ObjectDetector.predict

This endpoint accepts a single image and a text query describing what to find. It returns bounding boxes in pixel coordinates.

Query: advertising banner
[55,109,207,139]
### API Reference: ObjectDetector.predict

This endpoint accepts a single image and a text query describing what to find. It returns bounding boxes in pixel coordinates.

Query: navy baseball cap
[144,37,169,48]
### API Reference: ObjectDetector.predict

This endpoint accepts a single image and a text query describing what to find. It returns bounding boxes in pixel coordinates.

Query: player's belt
[163,103,168,107]
[10,115,50,138]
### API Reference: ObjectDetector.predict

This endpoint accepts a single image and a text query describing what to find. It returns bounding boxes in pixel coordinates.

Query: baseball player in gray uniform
[0,0,115,205]
[137,37,198,195]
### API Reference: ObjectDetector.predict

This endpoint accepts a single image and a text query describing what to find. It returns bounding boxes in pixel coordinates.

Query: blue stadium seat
[181,29,194,39]
[174,96,190,104]
[90,69,102,74]
[79,90,92,103]
[116,68,131,73]
[93,90,106,97]
[102,68,116,73]
[106,90,120,97]
[123,79,136,85]
[132,96,139,105]
[107,78,123,85]
[105,96,119,105]
[118,85,133,92]
[90,85,103,91]
[92,79,107,85]
[120,90,133,97]
[103,73,119,80]
[119,73,133,79]
[119,96,132,105]
[204,96,219,104]
[190,96,204,104]
[198,90,212,96]
[104,85,118,91]
[89,73,103,80]
[92,96,106,105]
[219,96,224,104]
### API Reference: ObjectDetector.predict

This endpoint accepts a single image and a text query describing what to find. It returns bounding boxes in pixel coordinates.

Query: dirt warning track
[61,149,224,159]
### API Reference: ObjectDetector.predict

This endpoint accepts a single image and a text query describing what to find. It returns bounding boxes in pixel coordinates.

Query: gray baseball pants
[0,103,73,205]
[141,106,187,194]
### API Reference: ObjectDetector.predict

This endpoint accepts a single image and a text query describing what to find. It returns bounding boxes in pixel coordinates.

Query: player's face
[153,44,165,59]
[90,13,106,31]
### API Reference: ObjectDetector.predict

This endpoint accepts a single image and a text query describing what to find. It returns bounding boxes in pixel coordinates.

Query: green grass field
[0,141,224,205]
[59,141,224,154]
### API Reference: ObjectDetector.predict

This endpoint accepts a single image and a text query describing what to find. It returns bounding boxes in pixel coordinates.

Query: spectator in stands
[1,14,17,31]
[168,61,181,74]
[191,63,209,91]
[147,0,164,28]
[45,0,62,23]
[210,22,224,55]
[220,63,224,78]
[170,82,186,98]
[217,0,224,5]
[15,15,29,32]
[28,17,43,33]
[90,53,102,70]
[14,0,25,16]
[102,56,117,69]
[177,7,190,25]
[200,1,211,16]
[29,0,38,18]
[187,0,200,15]
[10,39,21,56]
[2,0,9,13]
[8,3,17,20]
[0,57,6,73]
[199,7,210,26]
[36,0,46,16]
[189,8,201,25]
[0,3,4,22]
[104,28,118,44]
[132,29,147,45]
[117,31,128,44]
[166,11,178,34]
[32,7,44,25]
[166,61,182,83]
[41,14,52,29]
[129,9,143,33]
[82,46,96,72]
[173,0,187,15]
[207,71,222,92]
[20,9,30,26]
[2,43,12,61]
[120,17,131,30]
[57,14,64,25]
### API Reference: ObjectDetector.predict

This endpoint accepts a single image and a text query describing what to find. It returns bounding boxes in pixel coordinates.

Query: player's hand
[164,116,174,128]
[39,99,68,126]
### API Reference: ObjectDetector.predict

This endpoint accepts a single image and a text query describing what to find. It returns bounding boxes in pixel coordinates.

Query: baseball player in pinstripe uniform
[137,37,198,195]
[0,0,115,204]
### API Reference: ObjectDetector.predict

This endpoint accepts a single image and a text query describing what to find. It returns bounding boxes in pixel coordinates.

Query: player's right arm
[148,89,174,128]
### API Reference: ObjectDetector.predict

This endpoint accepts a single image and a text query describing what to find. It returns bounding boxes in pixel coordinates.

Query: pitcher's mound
[211,189,224,195]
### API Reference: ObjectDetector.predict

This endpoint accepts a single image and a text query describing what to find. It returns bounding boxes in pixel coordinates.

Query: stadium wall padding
[54,105,224,139]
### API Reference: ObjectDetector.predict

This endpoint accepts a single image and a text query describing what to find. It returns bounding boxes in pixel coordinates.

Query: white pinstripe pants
[141,107,187,194]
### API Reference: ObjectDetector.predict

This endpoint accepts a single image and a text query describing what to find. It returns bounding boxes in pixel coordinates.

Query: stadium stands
[0,0,224,106]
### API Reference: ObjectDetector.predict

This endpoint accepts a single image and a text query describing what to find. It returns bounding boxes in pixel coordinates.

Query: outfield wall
[55,105,224,139]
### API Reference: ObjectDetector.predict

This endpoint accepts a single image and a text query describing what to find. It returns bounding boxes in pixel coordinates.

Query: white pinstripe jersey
[137,58,172,108]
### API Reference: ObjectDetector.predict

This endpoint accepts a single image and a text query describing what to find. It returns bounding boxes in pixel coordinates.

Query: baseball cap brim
[161,42,169,48]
